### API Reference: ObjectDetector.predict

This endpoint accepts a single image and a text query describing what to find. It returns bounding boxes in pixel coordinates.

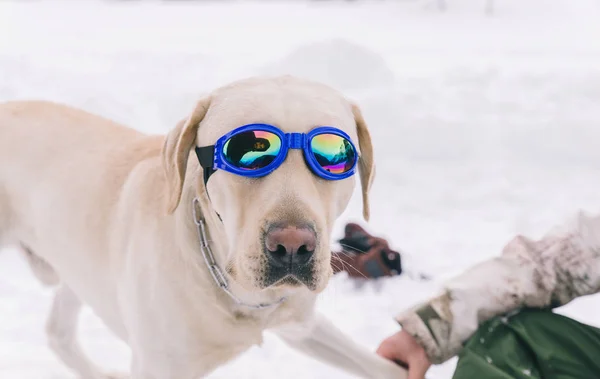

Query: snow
[1,0,600,378]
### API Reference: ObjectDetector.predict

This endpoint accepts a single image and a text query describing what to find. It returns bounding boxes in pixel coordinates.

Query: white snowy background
[1,0,600,378]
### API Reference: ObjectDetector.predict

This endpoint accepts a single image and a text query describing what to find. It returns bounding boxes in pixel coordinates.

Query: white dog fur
[0,76,407,379]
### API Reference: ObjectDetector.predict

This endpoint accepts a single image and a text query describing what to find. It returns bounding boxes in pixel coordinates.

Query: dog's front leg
[274,313,408,379]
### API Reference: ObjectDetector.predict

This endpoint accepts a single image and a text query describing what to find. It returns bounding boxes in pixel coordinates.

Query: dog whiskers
[330,254,368,280]
[339,243,368,254]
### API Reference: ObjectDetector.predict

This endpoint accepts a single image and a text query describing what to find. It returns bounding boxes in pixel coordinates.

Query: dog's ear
[351,103,376,222]
[162,96,211,214]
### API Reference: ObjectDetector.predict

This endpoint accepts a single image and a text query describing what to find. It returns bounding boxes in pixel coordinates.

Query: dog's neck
[175,185,299,317]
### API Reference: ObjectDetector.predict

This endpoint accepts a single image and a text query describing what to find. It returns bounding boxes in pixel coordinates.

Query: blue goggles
[195,123,359,184]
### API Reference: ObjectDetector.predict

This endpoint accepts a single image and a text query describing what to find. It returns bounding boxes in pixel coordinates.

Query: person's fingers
[376,334,412,371]
[406,355,430,379]
[375,336,399,360]
[376,331,431,379]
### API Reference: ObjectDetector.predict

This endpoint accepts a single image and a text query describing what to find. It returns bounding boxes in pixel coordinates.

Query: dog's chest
[220,307,290,346]
[202,311,265,350]
[233,310,257,323]
[229,307,277,332]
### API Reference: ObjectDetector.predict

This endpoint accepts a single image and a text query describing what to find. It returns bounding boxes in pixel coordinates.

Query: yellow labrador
[0,76,407,379]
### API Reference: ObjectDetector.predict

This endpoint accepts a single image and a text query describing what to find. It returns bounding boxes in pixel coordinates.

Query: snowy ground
[2,0,600,378]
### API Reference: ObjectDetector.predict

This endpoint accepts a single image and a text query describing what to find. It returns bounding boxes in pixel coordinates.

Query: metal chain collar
[192,198,287,310]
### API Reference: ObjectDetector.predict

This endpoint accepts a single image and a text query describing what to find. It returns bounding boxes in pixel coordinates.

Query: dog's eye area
[223,130,281,170]
[310,133,357,174]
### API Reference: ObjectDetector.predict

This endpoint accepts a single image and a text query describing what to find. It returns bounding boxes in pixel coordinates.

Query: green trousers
[453,309,600,379]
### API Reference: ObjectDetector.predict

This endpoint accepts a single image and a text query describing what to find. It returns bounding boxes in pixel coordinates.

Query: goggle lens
[223,130,282,170]
[310,133,357,174]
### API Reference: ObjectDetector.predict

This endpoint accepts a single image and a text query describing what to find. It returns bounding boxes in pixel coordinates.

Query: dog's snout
[265,225,316,267]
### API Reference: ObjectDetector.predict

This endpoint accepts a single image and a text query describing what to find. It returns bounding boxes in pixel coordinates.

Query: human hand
[376,329,431,379]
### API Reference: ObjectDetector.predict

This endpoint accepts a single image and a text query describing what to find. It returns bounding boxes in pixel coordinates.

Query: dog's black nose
[264,224,316,268]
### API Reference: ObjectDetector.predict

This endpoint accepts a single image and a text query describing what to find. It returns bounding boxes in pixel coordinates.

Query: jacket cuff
[395,294,463,364]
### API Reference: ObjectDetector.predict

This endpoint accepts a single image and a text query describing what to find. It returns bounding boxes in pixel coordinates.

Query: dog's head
[162,76,375,294]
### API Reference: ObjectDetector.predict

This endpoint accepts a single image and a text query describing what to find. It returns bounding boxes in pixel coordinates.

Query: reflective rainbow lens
[310,133,357,174]
[223,130,282,170]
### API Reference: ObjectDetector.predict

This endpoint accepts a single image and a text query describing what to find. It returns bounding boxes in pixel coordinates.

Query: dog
[0,76,407,379]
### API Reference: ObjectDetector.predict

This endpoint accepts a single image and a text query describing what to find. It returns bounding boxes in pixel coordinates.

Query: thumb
[376,331,431,379]
[375,335,402,361]
[406,356,430,379]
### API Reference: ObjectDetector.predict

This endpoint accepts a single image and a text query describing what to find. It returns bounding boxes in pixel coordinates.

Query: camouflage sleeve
[395,211,600,364]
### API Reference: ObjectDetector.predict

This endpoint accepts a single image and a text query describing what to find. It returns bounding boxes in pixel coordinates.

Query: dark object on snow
[332,223,402,279]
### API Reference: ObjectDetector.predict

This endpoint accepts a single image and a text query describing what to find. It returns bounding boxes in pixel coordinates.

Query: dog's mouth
[258,222,320,290]
[261,256,317,290]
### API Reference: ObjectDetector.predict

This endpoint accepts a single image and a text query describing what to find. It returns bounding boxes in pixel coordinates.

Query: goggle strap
[194,145,223,223]
[195,145,216,186]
